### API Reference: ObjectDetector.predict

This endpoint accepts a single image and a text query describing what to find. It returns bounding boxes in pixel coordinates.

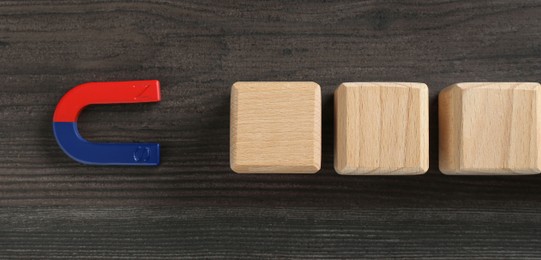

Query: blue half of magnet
[53,122,160,166]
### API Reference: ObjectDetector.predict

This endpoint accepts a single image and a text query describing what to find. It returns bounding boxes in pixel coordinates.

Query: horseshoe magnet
[53,80,161,166]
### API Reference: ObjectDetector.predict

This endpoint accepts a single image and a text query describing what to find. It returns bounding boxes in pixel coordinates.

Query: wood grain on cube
[334,82,429,175]
[230,82,321,174]
[439,82,541,175]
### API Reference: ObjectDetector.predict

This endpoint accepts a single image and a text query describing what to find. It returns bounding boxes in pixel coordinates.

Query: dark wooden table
[1,1,541,258]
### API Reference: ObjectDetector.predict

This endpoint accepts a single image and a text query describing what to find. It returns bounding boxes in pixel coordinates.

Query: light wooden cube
[439,82,541,175]
[230,82,321,174]
[334,82,429,175]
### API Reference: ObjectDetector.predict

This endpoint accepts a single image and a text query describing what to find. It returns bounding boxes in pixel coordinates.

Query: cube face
[334,82,429,175]
[439,82,541,175]
[230,82,321,174]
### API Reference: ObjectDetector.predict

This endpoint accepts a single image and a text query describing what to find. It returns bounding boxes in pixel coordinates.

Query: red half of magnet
[53,80,161,122]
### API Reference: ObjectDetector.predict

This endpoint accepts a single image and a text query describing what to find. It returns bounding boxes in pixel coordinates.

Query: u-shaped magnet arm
[52,80,161,166]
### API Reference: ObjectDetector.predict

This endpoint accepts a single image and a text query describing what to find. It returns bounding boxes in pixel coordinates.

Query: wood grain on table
[1,0,541,258]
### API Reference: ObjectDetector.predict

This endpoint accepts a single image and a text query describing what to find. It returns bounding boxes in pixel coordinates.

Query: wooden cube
[439,82,541,175]
[334,82,429,175]
[230,82,321,174]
